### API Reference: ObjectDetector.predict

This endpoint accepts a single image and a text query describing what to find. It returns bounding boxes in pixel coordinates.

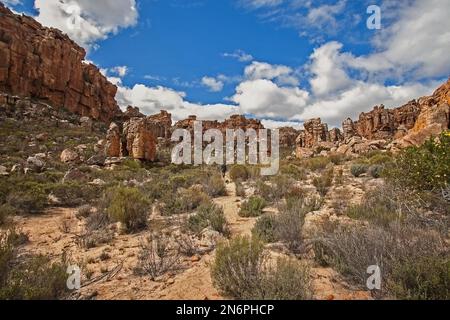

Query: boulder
[27,155,45,172]
[60,148,80,163]
[0,165,9,176]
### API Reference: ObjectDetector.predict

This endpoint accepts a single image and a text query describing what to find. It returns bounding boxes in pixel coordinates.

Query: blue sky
[3,0,450,127]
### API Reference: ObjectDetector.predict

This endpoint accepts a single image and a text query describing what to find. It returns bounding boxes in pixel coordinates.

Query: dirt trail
[157,175,258,300]
[213,175,257,238]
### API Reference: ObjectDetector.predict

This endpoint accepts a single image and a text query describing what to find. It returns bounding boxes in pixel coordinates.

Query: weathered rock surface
[105,123,121,158]
[174,114,264,134]
[60,148,79,164]
[0,4,120,122]
[122,117,158,161]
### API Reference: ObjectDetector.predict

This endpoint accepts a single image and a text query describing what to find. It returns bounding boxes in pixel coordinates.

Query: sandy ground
[14,172,373,300]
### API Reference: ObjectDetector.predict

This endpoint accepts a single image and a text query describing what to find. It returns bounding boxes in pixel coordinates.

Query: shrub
[260,258,313,300]
[211,236,313,300]
[388,256,450,300]
[255,175,295,203]
[329,153,347,165]
[368,154,392,166]
[7,186,47,213]
[47,183,101,207]
[303,157,331,171]
[160,187,209,216]
[239,196,267,217]
[312,223,448,299]
[312,169,334,197]
[368,165,384,178]
[135,233,181,280]
[0,229,67,300]
[0,204,16,226]
[252,214,277,243]
[385,132,450,192]
[229,165,249,182]
[106,187,150,233]
[211,236,266,299]
[75,205,93,219]
[345,185,407,227]
[201,174,226,197]
[351,164,369,177]
[0,255,68,300]
[188,202,229,235]
[280,164,307,180]
[275,211,305,251]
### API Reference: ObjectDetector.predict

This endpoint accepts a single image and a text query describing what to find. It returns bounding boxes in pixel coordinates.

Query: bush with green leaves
[0,229,68,300]
[255,175,295,203]
[106,187,150,233]
[350,163,369,177]
[385,131,450,192]
[188,202,229,235]
[252,214,277,243]
[0,204,17,226]
[211,236,313,300]
[160,187,210,216]
[239,196,267,217]
[368,165,384,178]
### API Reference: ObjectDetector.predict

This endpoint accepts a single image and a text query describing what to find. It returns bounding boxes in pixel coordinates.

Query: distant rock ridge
[294,78,450,158]
[174,114,265,134]
[0,3,120,122]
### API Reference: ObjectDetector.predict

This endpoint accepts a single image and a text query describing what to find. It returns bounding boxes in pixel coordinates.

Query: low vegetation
[239,196,267,218]
[211,236,312,300]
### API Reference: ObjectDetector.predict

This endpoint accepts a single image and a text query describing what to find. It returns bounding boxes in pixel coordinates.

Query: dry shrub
[211,236,313,300]
[135,233,181,280]
[312,223,448,299]
[312,168,334,197]
[188,202,229,235]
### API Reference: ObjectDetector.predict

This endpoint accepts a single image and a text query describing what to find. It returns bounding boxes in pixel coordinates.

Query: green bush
[255,175,295,203]
[368,165,384,178]
[229,165,249,182]
[201,174,226,197]
[0,229,67,300]
[235,180,246,197]
[239,196,267,217]
[211,236,266,299]
[388,256,450,300]
[252,214,277,243]
[345,185,406,227]
[211,236,312,300]
[106,187,150,233]
[303,157,331,171]
[0,204,16,226]
[188,202,229,235]
[260,258,313,300]
[385,131,450,192]
[351,164,369,177]
[160,187,210,216]
[0,255,68,300]
[368,153,393,166]
[7,187,47,214]
[280,164,307,180]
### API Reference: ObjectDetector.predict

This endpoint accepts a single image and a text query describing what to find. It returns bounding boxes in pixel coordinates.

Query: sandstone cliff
[0,3,121,122]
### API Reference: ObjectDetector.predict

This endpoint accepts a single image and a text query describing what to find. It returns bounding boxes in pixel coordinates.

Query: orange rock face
[0,4,121,122]
[122,118,158,161]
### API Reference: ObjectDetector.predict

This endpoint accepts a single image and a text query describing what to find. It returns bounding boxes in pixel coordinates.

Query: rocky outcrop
[105,111,173,161]
[105,123,121,158]
[0,4,120,122]
[174,114,264,134]
[122,118,158,161]
[279,127,300,147]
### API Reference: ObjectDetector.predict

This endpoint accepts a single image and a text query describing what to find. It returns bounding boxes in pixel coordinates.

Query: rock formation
[122,118,158,161]
[174,114,264,135]
[279,127,301,147]
[105,111,173,161]
[0,3,120,122]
